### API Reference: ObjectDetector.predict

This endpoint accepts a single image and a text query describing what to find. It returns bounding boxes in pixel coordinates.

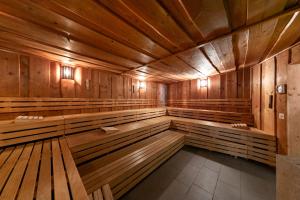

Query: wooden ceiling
[0,0,300,83]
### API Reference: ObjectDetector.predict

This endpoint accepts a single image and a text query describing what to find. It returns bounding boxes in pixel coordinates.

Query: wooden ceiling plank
[247,0,289,24]
[116,0,194,50]
[0,32,129,72]
[177,48,217,76]
[99,0,177,52]
[0,12,140,69]
[245,18,279,66]
[136,66,185,81]
[210,35,236,71]
[161,56,203,78]
[176,56,206,78]
[0,0,155,64]
[260,14,294,61]
[159,0,204,42]
[201,43,226,72]
[33,0,171,59]
[126,4,300,75]
[267,12,300,57]
[232,29,249,69]
[179,0,231,39]
[0,43,123,74]
[227,0,247,29]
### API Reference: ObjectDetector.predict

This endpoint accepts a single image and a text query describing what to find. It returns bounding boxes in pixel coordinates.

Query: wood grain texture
[0,0,298,82]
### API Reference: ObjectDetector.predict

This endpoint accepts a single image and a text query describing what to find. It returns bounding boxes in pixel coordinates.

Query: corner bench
[0,107,276,200]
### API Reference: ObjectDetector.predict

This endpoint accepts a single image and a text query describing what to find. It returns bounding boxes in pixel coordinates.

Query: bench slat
[17,142,42,200]
[36,140,52,200]
[0,143,33,200]
[52,138,70,200]
[59,138,89,200]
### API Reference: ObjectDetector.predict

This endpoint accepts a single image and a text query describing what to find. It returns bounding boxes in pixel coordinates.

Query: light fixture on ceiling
[61,66,74,80]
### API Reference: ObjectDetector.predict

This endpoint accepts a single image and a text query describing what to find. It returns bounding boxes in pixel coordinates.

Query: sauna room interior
[0,1,300,200]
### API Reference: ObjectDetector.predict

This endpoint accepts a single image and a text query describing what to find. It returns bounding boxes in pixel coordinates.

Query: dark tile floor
[120,146,276,200]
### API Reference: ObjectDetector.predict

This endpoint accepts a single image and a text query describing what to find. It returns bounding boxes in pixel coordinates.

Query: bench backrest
[167,98,251,112]
[0,97,164,120]
[167,107,254,126]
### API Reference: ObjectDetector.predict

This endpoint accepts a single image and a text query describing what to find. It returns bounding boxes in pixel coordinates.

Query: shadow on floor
[120,146,276,200]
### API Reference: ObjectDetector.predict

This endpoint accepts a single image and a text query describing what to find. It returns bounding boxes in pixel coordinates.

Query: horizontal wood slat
[0,97,165,119]
[0,138,89,200]
[79,130,184,198]
[167,107,254,125]
[67,118,171,165]
[170,117,276,166]
[0,108,166,147]
[167,99,251,112]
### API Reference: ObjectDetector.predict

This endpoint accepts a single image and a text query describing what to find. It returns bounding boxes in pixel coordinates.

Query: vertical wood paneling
[123,77,132,99]
[49,62,61,97]
[261,58,275,134]
[287,64,300,156]
[29,56,50,97]
[157,83,166,105]
[276,51,288,154]
[252,64,261,129]
[61,80,75,98]
[208,75,220,99]
[190,79,198,99]
[99,71,112,99]
[131,79,139,99]
[19,55,29,97]
[0,51,19,97]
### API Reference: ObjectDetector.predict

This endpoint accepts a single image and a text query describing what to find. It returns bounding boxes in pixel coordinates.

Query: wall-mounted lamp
[139,81,146,89]
[200,79,208,87]
[61,66,74,80]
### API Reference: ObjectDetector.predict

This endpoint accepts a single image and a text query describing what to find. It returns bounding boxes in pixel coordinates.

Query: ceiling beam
[123,4,300,75]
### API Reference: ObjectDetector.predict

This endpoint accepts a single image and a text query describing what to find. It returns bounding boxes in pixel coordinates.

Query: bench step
[80,130,185,199]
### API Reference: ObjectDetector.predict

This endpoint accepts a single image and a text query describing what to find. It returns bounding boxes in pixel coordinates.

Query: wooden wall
[252,43,300,155]
[168,67,251,100]
[0,50,167,106]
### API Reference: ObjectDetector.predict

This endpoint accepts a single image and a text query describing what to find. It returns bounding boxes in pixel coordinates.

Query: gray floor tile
[219,165,241,189]
[188,155,207,169]
[158,179,189,200]
[175,164,200,187]
[194,166,219,194]
[241,172,275,200]
[204,159,222,173]
[185,185,213,200]
[213,180,240,200]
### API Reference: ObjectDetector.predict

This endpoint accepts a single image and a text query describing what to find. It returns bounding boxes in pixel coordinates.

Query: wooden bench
[66,117,171,164]
[167,98,251,112]
[0,137,89,199]
[89,184,114,200]
[169,117,276,166]
[78,130,185,199]
[0,108,166,148]
[0,97,164,120]
[0,107,276,200]
[167,107,254,126]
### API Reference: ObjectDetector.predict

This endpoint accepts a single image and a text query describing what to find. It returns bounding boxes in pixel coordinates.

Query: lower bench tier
[78,130,185,199]
[170,118,276,166]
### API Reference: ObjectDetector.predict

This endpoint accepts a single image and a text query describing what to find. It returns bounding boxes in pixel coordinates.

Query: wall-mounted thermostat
[276,84,287,94]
